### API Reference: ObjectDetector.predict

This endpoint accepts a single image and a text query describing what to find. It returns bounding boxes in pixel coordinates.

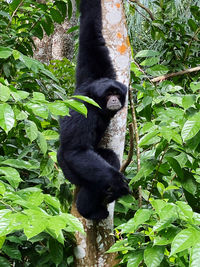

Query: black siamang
[57,0,130,220]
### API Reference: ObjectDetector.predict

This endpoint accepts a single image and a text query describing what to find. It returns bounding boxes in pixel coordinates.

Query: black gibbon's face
[106,94,121,111]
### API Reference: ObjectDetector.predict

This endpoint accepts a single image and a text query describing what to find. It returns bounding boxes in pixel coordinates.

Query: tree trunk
[33,0,77,63]
[71,0,131,266]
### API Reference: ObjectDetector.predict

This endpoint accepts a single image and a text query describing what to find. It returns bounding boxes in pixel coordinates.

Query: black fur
[57,0,130,220]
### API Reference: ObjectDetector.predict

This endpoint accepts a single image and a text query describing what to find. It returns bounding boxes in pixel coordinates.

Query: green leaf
[67,0,73,19]
[0,85,10,102]
[73,95,100,108]
[0,47,12,59]
[182,118,200,142]
[0,256,11,267]
[11,90,29,101]
[26,102,49,119]
[25,121,38,142]
[127,251,143,267]
[20,54,44,71]
[48,102,70,116]
[50,8,63,24]
[12,50,20,60]
[37,132,47,155]
[43,130,59,140]
[135,50,160,58]
[0,182,5,195]
[146,65,169,76]
[2,244,21,260]
[62,214,84,233]
[167,157,184,179]
[140,57,160,67]
[153,203,178,232]
[0,103,15,133]
[32,92,45,101]
[121,209,152,233]
[190,243,200,267]
[170,228,200,256]
[0,167,22,188]
[10,0,21,11]
[0,236,6,249]
[44,195,60,211]
[190,82,200,93]
[188,19,198,32]
[1,159,39,170]
[106,239,134,253]
[49,239,63,264]
[176,201,193,221]
[182,95,196,109]
[130,160,156,185]
[144,246,164,267]
[40,157,54,177]
[139,130,159,147]
[65,99,87,116]
[23,210,48,239]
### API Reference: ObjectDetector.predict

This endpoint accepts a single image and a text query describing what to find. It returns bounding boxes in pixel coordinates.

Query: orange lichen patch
[116,3,120,8]
[117,43,127,54]
[126,37,131,47]
[117,32,122,39]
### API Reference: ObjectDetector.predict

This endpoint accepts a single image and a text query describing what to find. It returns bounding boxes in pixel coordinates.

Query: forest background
[0,0,200,266]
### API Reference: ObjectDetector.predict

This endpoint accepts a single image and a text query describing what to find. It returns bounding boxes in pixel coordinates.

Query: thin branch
[129,0,155,21]
[151,66,200,83]
[6,0,24,29]
[133,59,154,86]
[121,123,134,173]
[129,89,142,207]
[129,89,140,172]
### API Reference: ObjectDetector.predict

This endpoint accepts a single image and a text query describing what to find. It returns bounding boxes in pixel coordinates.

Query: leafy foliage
[113,1,200,266]
[0,0,86,265]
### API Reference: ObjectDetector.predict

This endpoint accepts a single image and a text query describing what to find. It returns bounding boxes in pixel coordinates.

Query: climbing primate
[57,0,130,220]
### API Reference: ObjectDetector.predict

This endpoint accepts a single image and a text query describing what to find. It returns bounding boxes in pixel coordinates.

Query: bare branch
[129,0,155,21]
[151,66,200,83]
[129,89,140,172]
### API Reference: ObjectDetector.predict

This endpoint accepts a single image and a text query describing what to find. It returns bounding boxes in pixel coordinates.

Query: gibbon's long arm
[76,0,116,87]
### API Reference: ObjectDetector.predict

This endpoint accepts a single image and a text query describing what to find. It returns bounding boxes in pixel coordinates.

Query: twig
[151,66,200,83]
[133,59,154,86]
[7,0,24,30]
[121,123,134,173]
[129,0,155,21]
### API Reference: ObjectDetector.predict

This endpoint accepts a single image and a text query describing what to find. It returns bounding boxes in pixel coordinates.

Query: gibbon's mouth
[108,105,120,111]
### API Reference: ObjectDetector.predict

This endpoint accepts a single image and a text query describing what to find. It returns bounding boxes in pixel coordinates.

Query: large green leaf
[0,85,10,102]
[170,228,200,256]
[182,117,200,141]
[25,121,39,142]
[0,167,22,188]
[190,243,200,267]
[0,104,15,133]
[121,209,152,233]
[144,246,164,267]
[0,47,12,59]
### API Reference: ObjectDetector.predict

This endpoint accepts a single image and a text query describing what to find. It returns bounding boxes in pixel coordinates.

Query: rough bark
[71,1,131,266]
[33,0,77,63]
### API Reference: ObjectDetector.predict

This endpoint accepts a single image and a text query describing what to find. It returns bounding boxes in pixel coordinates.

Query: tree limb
[151,66,200,83]
[129,0,155,21]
